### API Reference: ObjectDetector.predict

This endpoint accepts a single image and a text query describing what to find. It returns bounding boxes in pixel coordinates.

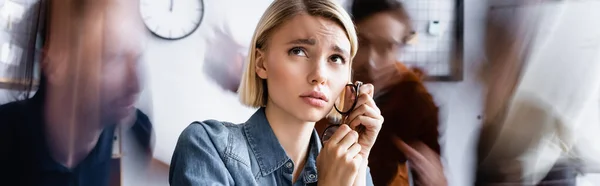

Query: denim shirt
[169,107,374,186]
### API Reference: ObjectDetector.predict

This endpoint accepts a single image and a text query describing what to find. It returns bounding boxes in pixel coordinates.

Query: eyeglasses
[321,81,362,143]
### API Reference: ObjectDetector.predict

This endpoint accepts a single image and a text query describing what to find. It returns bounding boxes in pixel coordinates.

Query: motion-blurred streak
[476,1,600,185]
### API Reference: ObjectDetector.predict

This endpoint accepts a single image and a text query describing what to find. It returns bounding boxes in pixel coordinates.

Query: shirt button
[285,162,293,169]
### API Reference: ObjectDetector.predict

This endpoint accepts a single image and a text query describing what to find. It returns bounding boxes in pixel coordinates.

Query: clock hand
[169,0,173,12]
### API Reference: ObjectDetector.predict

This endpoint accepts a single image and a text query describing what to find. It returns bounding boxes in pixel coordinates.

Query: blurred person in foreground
[315,0,446,185]
[476,1,600,185]
[0,0,153,185]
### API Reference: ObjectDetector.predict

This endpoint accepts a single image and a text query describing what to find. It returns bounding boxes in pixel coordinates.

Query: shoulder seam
[193,120,252,169]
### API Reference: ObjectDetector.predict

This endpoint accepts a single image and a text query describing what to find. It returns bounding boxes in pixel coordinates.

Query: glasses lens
[335,84,358,114]
[322,125,340,142]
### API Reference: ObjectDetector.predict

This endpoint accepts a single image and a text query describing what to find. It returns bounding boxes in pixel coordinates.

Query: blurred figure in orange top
[316,0,445,185]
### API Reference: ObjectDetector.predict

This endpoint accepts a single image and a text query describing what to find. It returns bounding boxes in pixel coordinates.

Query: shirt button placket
[284,161,294,184]
[308,174,317,182]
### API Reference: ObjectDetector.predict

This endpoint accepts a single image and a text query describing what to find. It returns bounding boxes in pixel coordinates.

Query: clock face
[140,0,204,40]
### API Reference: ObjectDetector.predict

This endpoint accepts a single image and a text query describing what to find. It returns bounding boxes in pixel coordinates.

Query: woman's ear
[255,49,268,79]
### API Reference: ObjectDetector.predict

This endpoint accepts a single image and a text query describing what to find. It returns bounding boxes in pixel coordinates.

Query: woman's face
[353,11,407,84]
[256,14,351,122]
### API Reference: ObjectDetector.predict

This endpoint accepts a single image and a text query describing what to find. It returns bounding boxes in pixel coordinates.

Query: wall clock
[140,0,204,40]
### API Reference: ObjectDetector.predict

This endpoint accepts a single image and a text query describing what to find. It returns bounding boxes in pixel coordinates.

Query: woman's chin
[297,109,330,123]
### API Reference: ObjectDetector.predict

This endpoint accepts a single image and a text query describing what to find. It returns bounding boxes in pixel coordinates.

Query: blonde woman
[169,0,383,185]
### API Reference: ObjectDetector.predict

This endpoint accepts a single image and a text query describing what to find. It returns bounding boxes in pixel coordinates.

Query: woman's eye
[289,47,307,57]
[330,55,346,64]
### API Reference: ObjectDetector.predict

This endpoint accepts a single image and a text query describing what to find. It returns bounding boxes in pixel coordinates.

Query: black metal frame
[424,0,464,82]
[333,82,362,115]
[322,81,363,142]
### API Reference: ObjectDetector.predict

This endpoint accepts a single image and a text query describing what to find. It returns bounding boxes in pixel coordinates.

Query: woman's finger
[352,91,380,115]
[326,124,351,145]
[348,116,378,134]
[346,103,379,124]
[346,143,362,159]
[347,105,382,131]
[338,130,359,151]
[359,83,375,97]
[346,103,366,126]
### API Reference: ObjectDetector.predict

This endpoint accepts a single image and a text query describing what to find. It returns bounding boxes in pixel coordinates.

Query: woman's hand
[393,138,447,186]
[317,125,363,186]
[346,83,384,158]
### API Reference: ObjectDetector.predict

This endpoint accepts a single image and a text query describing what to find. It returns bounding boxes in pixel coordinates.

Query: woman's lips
[299,90,329,108]
[301,96,327,108]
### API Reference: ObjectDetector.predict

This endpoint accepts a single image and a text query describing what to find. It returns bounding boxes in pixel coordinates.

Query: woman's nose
[308,59,328,85]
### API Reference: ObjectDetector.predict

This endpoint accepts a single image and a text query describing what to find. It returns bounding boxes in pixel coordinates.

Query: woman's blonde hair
[238,0,358,116]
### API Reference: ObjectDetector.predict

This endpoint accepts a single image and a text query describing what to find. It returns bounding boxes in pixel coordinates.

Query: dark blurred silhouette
[0,0,153,185]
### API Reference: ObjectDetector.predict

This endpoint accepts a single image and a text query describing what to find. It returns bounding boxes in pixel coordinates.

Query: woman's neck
[264,101,315,182]
[44,86,104,169]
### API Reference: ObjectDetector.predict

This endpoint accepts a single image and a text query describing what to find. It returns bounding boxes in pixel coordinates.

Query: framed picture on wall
[399,0,464,81]
[0,0,44,90]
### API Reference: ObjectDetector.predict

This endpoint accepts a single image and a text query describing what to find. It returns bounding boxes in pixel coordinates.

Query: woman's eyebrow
[287,38,316,45]
[332,45,349,57]
[287,38,349,56]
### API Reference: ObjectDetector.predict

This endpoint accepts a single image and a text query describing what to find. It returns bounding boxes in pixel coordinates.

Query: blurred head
[238,0,357,122]
[351,0,412,84]
[43,0,145,125]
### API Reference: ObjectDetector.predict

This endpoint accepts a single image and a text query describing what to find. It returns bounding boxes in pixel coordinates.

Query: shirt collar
[243,107,321,183]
